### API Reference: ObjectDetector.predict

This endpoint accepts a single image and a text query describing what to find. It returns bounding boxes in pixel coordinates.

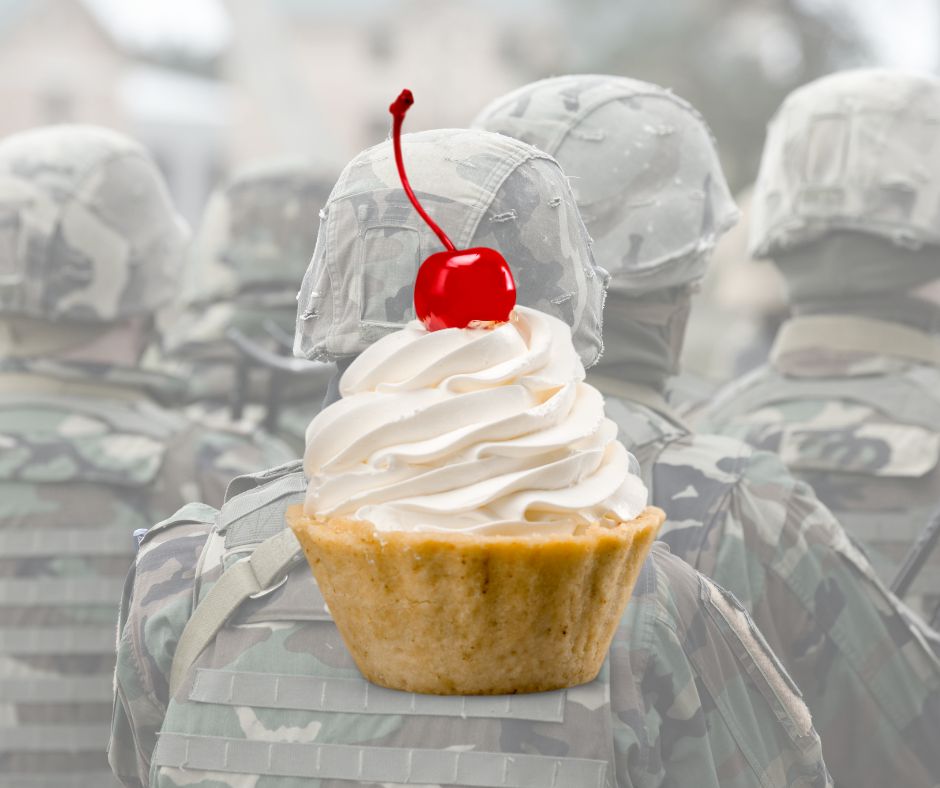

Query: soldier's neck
[793,295,940,335]
[587,373,691,432]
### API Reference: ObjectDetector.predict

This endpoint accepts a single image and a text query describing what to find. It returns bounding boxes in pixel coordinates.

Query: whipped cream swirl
[303,306,648,534]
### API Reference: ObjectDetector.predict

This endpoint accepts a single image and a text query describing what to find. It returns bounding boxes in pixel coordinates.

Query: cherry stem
[389,89,456,252]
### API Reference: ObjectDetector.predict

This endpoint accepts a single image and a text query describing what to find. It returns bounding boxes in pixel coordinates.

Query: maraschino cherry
[389,89,516,332]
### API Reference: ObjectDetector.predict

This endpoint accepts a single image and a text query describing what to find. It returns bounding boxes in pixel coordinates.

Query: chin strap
[227,326,333,430]
[168,528,305,697]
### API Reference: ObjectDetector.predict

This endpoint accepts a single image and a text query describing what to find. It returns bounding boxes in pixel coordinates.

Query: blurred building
[0,0,932,226]
[224,0,564,170]
[0,0,563,222]
[0,0,230,223]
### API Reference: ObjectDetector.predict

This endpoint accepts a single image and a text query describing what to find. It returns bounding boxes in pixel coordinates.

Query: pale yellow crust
[288,505,664,695]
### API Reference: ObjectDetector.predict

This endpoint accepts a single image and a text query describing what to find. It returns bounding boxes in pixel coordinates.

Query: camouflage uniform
[696,69,940,618]
[151,161,336,453]
[0,125,292,786]
[475,74,940,788]
[111,128,830,787]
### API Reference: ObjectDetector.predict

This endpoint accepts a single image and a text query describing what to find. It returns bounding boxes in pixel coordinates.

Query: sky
[812,0,938,71]
[78,0,940,74]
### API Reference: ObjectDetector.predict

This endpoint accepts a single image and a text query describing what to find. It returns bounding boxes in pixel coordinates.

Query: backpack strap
[168,527,304,696]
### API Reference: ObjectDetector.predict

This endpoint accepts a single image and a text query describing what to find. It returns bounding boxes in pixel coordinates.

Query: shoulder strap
[169,527,304,696]
[709,363,940,432]
[140,502,219,549]
[772,315,940,368]
[224,459,304,502]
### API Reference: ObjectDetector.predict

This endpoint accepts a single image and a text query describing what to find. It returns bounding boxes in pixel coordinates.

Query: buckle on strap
[168,528,304,696]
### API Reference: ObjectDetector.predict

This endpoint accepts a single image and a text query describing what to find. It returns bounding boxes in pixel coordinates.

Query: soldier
[0,125,293,786]
[696,69,940,624]
[474,74,940,788]
[151,161,335,454]
[110,128,829,788]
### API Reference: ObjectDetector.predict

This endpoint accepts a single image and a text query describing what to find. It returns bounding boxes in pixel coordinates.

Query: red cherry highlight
[389,88,516,331]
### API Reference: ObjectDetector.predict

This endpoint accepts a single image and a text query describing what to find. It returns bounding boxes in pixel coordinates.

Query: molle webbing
[772,315,940,368]
[152,734,609,787]
[0,626,115,654]
[0,772,118,787]
[0,527,135,556]
[221,471,307,548]
[0,676,112,702]
[0,724,111,753]
[160,463,616,787]
[0,578,126,605]
[189,668,567,722]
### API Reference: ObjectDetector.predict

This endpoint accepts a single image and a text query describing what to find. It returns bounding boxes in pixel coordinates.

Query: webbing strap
[712,367,940,432]
[588,375,693,433]
[168,528,303,696]
[0,676,112,702]
[0,772,119,788]
[0,528,134,557]
[0,627,115,655]
[223,459,304,503]
[772,315,940,368]
[0,578,126,606]
[189,668,566,722]
[137,501,220,551]
[0,724,110,753]
[152,733,608,788]
[221,472,307,545]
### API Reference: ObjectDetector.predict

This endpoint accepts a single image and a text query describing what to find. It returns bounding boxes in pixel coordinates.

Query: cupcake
[289,89,663,694]
[289,306,663,695]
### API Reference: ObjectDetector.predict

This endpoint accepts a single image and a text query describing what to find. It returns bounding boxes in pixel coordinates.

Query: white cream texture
[303,306,648,534]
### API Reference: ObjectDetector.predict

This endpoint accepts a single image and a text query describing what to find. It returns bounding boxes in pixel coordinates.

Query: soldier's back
[0,369,292,786]
[604,392,940,788]
[111,462,829,788]
[698,335,940,615]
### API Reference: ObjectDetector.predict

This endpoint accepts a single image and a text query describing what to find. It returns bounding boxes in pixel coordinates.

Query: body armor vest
[0,388,187,787]
[153,463,621,788]
[704,355,940,606]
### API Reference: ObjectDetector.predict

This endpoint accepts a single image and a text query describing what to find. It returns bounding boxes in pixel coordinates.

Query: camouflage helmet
[294,128,607,366]
[473,75,738,294]
[0,124,188,323]
[161,160,333,352]
[750,68,940,258]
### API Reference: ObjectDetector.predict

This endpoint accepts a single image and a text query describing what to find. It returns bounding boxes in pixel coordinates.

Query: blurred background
[3,0,936,381]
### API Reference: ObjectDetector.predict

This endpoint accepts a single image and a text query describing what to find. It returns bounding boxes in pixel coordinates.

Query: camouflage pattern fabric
[111,463,830,788]
[0,125,188,323]
[747,69,940,259]
[0,358,294,786]
[472,74,739,293]
[475,73,940,786]
[601,389,940,788]
[698,314,940,618]
[149,161,336,451]
[294,128,607,367]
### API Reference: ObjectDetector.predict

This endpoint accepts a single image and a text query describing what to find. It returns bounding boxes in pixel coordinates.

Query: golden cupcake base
[288,504,664,695]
